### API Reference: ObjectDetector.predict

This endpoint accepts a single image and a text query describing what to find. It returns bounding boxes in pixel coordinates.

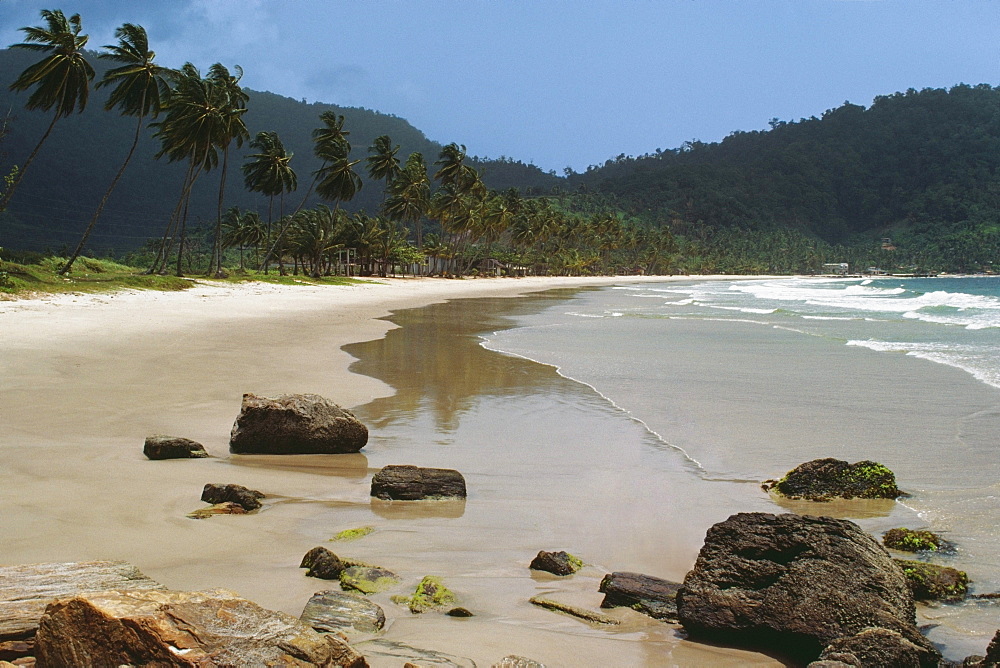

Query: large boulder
[599,571,681,622]
[201,483,264,511]
[370,465,466,500]
[34,588,366,668]
[230,393,368,454]
[676,512,938,665]
[301,590,386,635]
[143,435,209,460]
[764,458,901,501]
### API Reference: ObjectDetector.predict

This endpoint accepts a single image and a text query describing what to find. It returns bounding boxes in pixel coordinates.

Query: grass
[0,254,367,298]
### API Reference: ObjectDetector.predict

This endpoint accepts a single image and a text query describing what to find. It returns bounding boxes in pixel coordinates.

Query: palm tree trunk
[0,111,60,212]
[147,163,194,274]
[62,103,147,275]
[210,146,230,277]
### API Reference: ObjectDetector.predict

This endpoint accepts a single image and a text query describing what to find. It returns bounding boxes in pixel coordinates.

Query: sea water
[480,276,1000,659]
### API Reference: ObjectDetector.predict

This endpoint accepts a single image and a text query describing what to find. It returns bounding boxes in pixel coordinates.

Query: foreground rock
[143,435,209,460]
[186,502,247,519]
[894,559,970,601]
[883,528,949,553]
[370,465,467,500]
[301,590,386,635]
[676,512,938,665]
[36,588,366,667]
[599,571,681,622]
[201,483,264,511]
[763,458,901,501]
[0,561,163,641]
[493,656,546,668]
[529,550,582,576]
[815,627,940,667]
[230,393,368,454]
[392,576,456,614]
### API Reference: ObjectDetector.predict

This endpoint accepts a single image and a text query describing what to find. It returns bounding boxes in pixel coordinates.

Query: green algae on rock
[340,566,401,595]
[894,559,969,602]
[883,528,947,553]
[763,458,901,501]
[331,526,376,542]
[391,576,456,613]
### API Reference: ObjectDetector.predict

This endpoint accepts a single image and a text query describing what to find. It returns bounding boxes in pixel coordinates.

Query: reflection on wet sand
[227,452,370,478]
[370,498,467,520]
[768,494,897,519]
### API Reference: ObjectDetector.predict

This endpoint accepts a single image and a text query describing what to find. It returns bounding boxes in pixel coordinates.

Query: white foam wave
[847,340,1000,389]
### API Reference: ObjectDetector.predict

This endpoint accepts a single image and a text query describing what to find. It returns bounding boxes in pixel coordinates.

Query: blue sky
[1,1,997,172]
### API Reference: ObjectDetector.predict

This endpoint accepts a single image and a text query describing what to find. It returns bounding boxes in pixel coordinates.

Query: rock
[230,392,368,454]
[0,640,33,662]
[301,590,386,635]
[35,588,366,667]
[446,607,474,617]
[142,435,209,460]
[883,528,948,553]
[894,559,970,601]
[357,639,475,667]
[185,502,247,519]
[764,458,901,501]
[676,512,938,664]
[0,561,163,641]
[392,576,456,614]
[340,566,401,594]
[983,629,1000,666]
[529,550,582,576]
[332,526,376,542]
[200,483,264,511]
[308,552,347,581]
[528,596,620,625]
[817,627,941,668]
[598,571,681,622]
[370,465,467,500]
[493,656,546,668]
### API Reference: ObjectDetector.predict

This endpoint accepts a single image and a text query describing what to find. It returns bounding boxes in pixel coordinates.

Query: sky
[1,0,997,173]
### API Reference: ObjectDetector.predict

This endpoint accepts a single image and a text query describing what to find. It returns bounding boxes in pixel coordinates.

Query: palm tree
[60,23,174,275]
[384,152,429,251]
[314,141,362,211]
[2,10,94,212]
[366,134,401,204]
[206,63,249,277]
[242,130,296,271]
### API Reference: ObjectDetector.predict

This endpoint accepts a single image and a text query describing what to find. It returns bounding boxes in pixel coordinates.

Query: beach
[1,275,995,666]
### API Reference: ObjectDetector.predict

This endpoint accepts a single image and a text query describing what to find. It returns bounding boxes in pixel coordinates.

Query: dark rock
[883,528,948,553]
[818,627,941,668]
[142,435,209,460]
[370,465,466,500]
[894,559,969,602]
[766,458,901,501]
[230,393,368,454]
[300,589,386,634]
[340,566,401,594]
[201,483,264,511]
[446,607,474,617]
[676,512,938,665]
[307,552,346,581]
[0,640,33,662]
[529,550,582,576]
[0,561,163,641]
[35,588,366,668]
[599,571,681,621]
[185,502,247,519]
[300,546,332,569]
[984,629,1000,666]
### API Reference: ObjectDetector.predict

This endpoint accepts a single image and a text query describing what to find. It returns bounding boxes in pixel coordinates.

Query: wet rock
[186,502,247,519]
[446,607,474,617]
[0,640,33,662]
[230,393,368,454]
[0,561,163,641]
[598,571,681,622]
[340,566,401,594]
[332,526,375,542]
[201,483,264,511]
[301,589,386,634]
[894,559,970,602]
[529,550,582,576]
[883,528,948,553]
[142,435,208,460]
[493,656,546,668]
[371,465,467,500]
[357,639,474,667]
[817,627,941,668]
[306,550,346,581]
[35,588,366,667]
[763,458,901,501]
[676,512,938,665]
[528,596,620,625]
[392,576,456,614]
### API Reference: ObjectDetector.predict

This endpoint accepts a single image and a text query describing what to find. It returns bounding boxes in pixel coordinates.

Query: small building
[822,263,849,275]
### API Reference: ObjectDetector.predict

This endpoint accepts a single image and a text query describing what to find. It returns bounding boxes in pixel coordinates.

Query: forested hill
[568,84,1000,254]
[0,47,557,251]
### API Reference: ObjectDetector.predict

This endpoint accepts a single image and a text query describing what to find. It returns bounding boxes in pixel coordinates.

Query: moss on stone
[392,576,457,614]
[771,458,901,501]
[339,565,400,594]
[331,526,375,542]
[894,559,969,602]
[883,528,943,553]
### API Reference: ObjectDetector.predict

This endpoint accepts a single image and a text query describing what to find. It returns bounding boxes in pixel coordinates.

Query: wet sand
[0,276,783,667]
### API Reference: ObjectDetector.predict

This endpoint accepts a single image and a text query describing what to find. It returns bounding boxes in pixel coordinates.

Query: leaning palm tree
[384,152,429,251]
[206,63,249,277]
[2,10,94,212]
[242,130,296,272]
[60,23,174,275]
[366,134,401,204]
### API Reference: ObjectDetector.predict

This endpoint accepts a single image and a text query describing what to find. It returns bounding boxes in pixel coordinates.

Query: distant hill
[0,47,558,252]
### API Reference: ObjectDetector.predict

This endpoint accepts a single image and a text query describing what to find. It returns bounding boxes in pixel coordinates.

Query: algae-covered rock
[340,566,401,595]
[765,458,901,501]
[894,559,969,601]
[332,526,375,542]
[529,550,583,576]
[528,596,620,625]
[143,435,209,460]
[883,528,947,553]
[186,502,247,519]
[392,576,456,614]
[201,483,264,511]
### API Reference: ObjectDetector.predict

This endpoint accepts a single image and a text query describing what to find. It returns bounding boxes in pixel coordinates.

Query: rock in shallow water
[766,458,901,501]
[143,435,209,460]
[529,550,582,576]
[200,482,264,511]
[230,393,368,454]
[301,589,386,635]
[370,465,466,500]
[599,571,681,622]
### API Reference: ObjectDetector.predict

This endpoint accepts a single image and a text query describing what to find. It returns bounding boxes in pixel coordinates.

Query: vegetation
[391,576,457,613]
[330,526,375,542]
[894,559,969,601]
[883,528,947,553]
[770,458,901,501]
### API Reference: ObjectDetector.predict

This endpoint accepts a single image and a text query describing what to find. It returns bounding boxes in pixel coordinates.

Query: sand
[0,275,783,666]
